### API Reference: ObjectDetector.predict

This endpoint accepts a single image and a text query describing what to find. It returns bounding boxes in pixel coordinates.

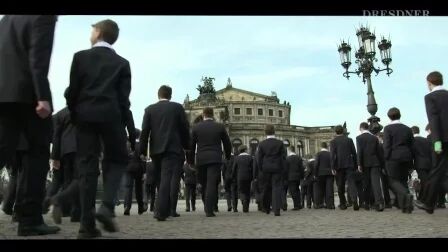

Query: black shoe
[414,200,434,214]
[18,223,61,236]
[77,227,102,239]
[292,207,300,211]
[327,205,336,210]
[171,212,180,217]
[376,204,385,212]
[138,205,148,215]
[52,203,63,225]
[95,206,119,232]
[339,204,347,210]
[123,208,130,216]
[227,207,232,212]
[347,203,353,208]
[154,216,167,221]
[307,205,312,209]
[186,208,190,212]
[206,212,216,217]
[265,209,271,214]
[437,203,446,209]
[243,208,249,213]
[353,203,360,211]
[192,206,196,212]
[233,209,238,213]
[274,212,280,216]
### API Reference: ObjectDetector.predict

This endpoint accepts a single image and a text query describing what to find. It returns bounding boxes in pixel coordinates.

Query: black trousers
[152,152,183,219]
[301,182,313,207]
[288,180,302,208]
[46,168,64,198]
[387,161,412,210]
[197,163,221,215]
[76,121,128,228]
[238,179,251,210]
[184,183,196,210]
[0,104,52,226]
[224,179,237,210]
[362,166,384,206]
[317,175,335,208]
[380,170,391,204]
[262,172,282,215]
[335,168,358,206]
[421,145,448,208]
[53,153,80,219]
[124,170,144,210]
[169,167,183,214]
[281,182,288,209]
[145,183,158,211]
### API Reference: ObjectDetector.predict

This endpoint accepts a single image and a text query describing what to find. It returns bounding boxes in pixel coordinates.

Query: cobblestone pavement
[1,199,448,239]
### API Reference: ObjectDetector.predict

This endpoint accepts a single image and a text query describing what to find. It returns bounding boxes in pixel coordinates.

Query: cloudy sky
[26,15,448,137]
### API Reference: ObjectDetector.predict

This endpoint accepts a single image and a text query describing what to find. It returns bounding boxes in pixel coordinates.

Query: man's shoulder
[426,89,448,99]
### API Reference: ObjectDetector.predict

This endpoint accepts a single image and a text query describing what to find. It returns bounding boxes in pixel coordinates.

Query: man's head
[411,126,420,135]
[238,145,248,154]
[426,71,443,92]
[425,124,431,135]
[335,125,344,135]
[158,85,172,100]
[265,124,275,136]
[321,142,328,149]
[203,107,214,119]
[90,19,119,46]
[359,122,369,132]
[387,107,401,121]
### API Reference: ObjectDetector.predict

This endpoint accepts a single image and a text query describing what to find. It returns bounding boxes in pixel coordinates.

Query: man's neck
[203,117,213,121]
[159,98,169,101]
[266,135,276,139]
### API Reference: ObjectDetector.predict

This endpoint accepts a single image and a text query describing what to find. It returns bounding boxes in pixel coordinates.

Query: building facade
[184,79,336,158]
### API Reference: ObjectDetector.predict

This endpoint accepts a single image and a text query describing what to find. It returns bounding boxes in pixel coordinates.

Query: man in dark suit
[357,122,385,212]
[0,15,59,236]
[301,158,314,209]
[144,158,158,212]
[124,128,148,216]
[286,146,304,210]
[65,19,131,238]
[43,106,80,224]
[252,153,264,211]
[182,161,197,212]
[383,109,414,214]
[314,142,335,209]
[415,71,448,214]
[231,145,254,213]
[377,132,392,208]
[222,153,237,212]
[140,85,190,221]
[189,107,231,217]
[330,125,358,210]
[256,125,287,216]
[411,126,432,201]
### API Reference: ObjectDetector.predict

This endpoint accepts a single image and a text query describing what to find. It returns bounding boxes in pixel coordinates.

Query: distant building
[184,78,336,157]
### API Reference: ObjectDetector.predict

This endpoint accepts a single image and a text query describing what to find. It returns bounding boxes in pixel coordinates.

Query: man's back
[286,154,304,181]
[66,47,131,123]
[0,15,56,104]
[191,120,231,166]
[425,89,448,144]
[51,107,76,160]
[233,154,253,181]
[413,136,432,170]
[356,133,381,167]
[383,124,414,162]
[330,135,357,170]
[257,138,286,173]
[140,100,190,157]
[315,151,332,176]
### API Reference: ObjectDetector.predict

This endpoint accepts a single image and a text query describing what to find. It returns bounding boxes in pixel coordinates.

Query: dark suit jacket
[231,153,253,181]
[65,46,131,123]
[139,100,190,157]
[124,109,136,151]
[256,138,286,174]
[190,119,231,166]
[222,154,235,183]
[0,15,56,104]
[127,142,144,173]
[330,135,357,170]
[412,135,432,170]
[51,107,76,160]
[286,154,304,181]
[356,132,382,168]
[314,150,332,176]
[425,89,448,144]
[145,161,157,185]
[182,163,197,185]
[383,123,414,162]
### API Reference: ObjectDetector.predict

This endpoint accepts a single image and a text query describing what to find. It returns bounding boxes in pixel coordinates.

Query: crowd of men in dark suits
[1,15,448,239]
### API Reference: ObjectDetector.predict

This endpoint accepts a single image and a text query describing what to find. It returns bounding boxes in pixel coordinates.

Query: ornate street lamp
[337,25,393,134]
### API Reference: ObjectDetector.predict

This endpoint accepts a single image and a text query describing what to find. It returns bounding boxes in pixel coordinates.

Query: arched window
[249,138,259,156]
